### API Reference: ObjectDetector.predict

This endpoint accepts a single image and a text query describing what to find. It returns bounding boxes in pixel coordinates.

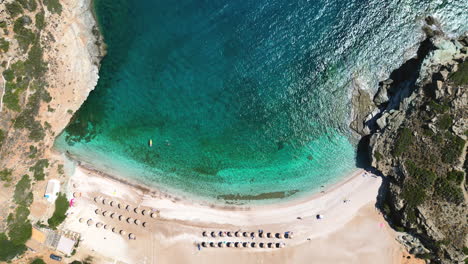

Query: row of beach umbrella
[94,208,149,227]
[199,241,285,249]
[202,231,293,239]
[93,196,159,219]
[78,218,136,240]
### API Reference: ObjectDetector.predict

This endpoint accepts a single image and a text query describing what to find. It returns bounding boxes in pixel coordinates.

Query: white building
[44,179,60,203]
[56,236,75,255]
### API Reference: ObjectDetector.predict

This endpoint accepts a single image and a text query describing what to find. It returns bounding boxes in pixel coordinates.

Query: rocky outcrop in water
[352,20,468,263]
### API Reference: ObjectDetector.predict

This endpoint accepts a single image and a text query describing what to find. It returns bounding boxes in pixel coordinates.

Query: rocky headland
[0,0,103,262]
[351,17,467,264]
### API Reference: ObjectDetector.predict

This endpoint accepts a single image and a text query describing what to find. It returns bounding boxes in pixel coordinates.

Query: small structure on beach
[87,219,94,226]
[104,225,109,230]
[79,218,84,223]
[227,232,232,237]
[56,236,75,255]
[95,209,101,215]
[129,233,136,240]
[211,231,216,237]
[96,222,103,228]
[242,232,248,237]
[316,214,324,220]
[151,212,157,218]
[127,217,133,224]
[226,242,232,247]
[142,222,147,228]
[275,233,283,239]
[218,242,225,248]
[235,231,241,237]
[134,208,140,214]
[134,219,141,225]
[44,179,60,203]
[120,230,127,236]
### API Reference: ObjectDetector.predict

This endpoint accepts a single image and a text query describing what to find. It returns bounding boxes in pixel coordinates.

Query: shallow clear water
[56,0,467,204]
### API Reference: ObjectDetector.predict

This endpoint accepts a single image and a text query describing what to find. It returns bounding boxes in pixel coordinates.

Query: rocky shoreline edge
[350,17,467,263]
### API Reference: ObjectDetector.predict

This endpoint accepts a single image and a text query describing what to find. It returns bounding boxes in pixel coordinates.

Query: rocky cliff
[351,18,467,263]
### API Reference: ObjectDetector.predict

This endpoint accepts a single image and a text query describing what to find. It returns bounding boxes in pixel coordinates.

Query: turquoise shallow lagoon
[56,0,467,204]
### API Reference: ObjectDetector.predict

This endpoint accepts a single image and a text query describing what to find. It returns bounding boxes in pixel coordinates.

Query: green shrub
[29,159,49,181]
[447,170,464,185]
[25,42,47,79]
[57,164,64,175]
[374,151,383,162]
[393,128,413,156]
[449,60,468,85]
[2,69,14,82]
[13,16,36,52]
[18,0,37,12]
[0,129,5,148]
[5,2,24,18]
[0,38,9,52]
[0,169,13,182]
[14,175,32,206]
[405,160,437,188]
[402,182,427,207]
[435,178,464,204]
[437,114,453,130]
[28,145,38,159]
[35,11,45,30]
[43,0,62,14]
[48,193,69,229]
[8,220,32,246]
[0,233,27,262]
[0,21,6,28]
[31,258,46,264]
[428,100,449,114]
[3,82,22,112]
[441,133,465,164]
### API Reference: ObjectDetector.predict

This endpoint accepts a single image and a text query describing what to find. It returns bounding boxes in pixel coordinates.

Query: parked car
[50,254,62,261]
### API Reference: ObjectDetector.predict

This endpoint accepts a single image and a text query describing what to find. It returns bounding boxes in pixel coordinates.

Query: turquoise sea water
[55,0,467,204]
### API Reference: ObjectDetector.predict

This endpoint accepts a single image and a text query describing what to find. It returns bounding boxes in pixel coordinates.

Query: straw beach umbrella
[243,232,248,237]
[134,208,140,214]
[141,209,147,216]
[250,232,256,238]
[87,219,94,226]
[209,242,216,248]
[259,243,264,248]
[151,212,157,218]
[267,243,273,248]
[127,217,133,224]
[251,242,257,248]
[142,222,148,228]
[95,209,101,215]
[134,219,141,225]
[120,230,127,236]
[112,227,117,233]
[202,231,207,237]
[118,203,123,209]
[110,201,115,207]
[125,205,131,211]
[267,232,272,238]
[129,233,136,240]
[79,218,84,223]
[211,231,216,238]
[235,231,240,237]
[275,233,282,239]
[201,242,207,248]
[96,222,103,228]
[102,211,108,217]
[119,215,124,221]
[102,198,107,205]
[242,242,248,248]
[110,213,116,219]
[218,242,225,248]
[227,232,232,237]
[104,224,109,230]
[219,231,224,237]
[234,242,240,248]
[94,197,100,203]
[226,242,232,248]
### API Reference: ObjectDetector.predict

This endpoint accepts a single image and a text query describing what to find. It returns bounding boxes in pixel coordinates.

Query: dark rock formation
[351,18,468,263]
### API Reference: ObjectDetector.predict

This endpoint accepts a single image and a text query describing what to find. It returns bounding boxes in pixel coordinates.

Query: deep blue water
[56,0,468,203]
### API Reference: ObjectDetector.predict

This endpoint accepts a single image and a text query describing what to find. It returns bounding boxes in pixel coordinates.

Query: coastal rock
[367,32,468,263]
[373,82,390,106]
[349,86,376,136]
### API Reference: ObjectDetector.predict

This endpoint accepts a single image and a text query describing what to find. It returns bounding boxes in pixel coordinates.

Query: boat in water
[149,139,153,147]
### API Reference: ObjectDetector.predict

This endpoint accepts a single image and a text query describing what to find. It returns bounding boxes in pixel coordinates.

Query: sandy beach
[56,157,410,264]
